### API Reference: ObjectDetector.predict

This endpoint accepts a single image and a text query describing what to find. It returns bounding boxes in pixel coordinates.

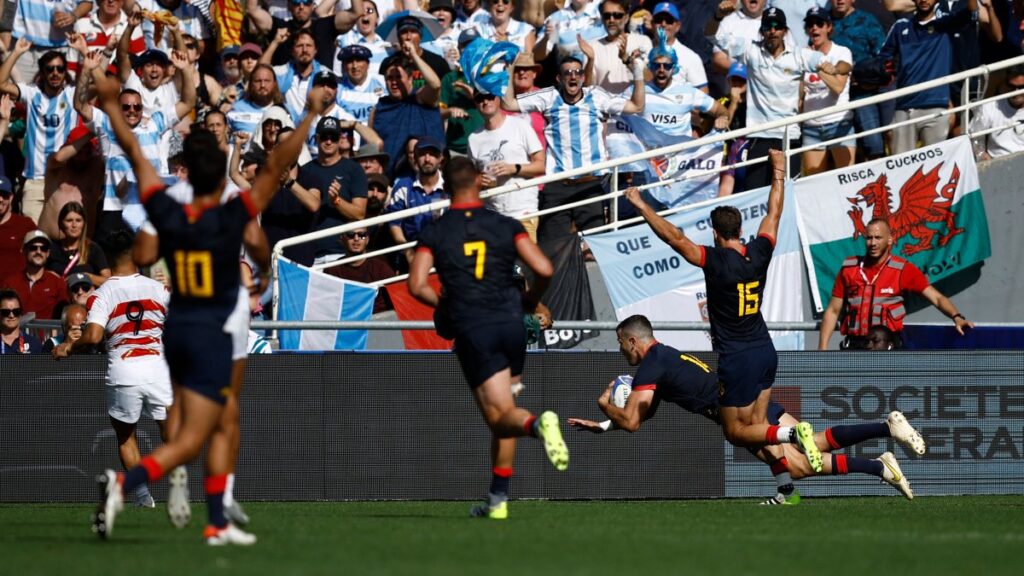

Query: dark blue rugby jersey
[699,234,774,353]
[416,201,526,330]
[143,186,256,322]
[632,342,720,422]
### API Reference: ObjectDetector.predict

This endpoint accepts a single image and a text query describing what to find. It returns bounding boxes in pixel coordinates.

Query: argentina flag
[277,258,378,351]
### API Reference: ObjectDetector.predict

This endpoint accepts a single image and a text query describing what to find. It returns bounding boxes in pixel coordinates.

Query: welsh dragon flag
[794,136,992,312]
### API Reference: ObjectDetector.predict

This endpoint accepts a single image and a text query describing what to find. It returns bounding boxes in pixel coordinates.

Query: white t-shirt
[802,43,853,126]
[467,115,543,217]
[970,99,1024,159]
[86,274,171,386]
[591,33,652,94]
[669,41,708,89]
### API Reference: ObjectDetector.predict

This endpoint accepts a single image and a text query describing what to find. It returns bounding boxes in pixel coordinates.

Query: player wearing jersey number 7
[408,157,567,520]
[624,149,824,473]
[86,65,326,545]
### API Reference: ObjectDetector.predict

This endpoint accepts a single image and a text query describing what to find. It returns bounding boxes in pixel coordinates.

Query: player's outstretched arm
[249,87,326,213]
[408,249,438,307]
[92,68,163,195]
[756,149,786,241]
[515,236,552,311]
[598,384,654,433]
[623,187,702,266]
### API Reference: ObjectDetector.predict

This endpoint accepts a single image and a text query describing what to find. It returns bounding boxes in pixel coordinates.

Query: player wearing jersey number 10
[624,149,825,473]
[408,157,568,520]
[86,65,327,545]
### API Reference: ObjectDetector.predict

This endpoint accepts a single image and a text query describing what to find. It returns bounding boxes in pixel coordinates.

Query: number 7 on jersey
[464,241,486,280]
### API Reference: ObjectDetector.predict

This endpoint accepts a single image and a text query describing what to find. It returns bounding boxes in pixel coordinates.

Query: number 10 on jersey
[174,250,214,297]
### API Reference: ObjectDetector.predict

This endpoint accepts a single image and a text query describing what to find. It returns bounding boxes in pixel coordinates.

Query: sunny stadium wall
[2,351,1022,502]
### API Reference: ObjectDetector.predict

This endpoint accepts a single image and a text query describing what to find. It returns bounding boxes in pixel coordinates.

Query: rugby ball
[611,375,633,409]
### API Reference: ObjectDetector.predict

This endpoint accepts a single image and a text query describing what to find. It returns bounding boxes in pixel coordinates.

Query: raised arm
[756,149,785,240]
[92,67,163,194]
[117,12,142,84]
[620,58,646,115]
[0,38,31,98]
[500,77,520,112]
[74,50,104,122]
[334,0,364,33]
[705,0,736,37]
[170,50,196,119]
[261,28,289,65]
[246,0,274,34]
[249,88,326,212]
[408,43,442,107]
[624,187,703,267]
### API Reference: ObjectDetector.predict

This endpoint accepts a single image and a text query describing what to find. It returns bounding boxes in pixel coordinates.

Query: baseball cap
[23,229,49,247]
[338,44,373,62]
[239,42,263,58]
[652,2,680,21]
[316,116,342,137]
[220,45,240,59]
[66,272,93,291]
[397,16,422,33]
[458,28,480,49]
[0,174,12,195]
[312,69,338,88]
[727,61,747,81]
[804,6,831,24]
[414,136,444,153]
[428,0,456,14]
[760,7,787,31]
[133,49,171,68]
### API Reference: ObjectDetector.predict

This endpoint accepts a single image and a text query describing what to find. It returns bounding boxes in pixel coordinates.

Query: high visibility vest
[837,256,911,336]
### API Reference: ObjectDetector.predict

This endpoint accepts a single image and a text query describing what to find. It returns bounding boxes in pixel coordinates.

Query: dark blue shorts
[454,321,526,389]
[163,319,233,405]
[717,342,778,408]
[767,401,786,425]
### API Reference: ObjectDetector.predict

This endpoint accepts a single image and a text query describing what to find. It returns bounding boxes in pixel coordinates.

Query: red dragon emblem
[847,163,965,256]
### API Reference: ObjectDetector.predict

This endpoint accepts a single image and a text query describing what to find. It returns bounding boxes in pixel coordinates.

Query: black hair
[442,156,478,194]
[0,288,21,307]
[183,128,227,196]
[616,314,654,339]
[103,228,137,262]
[710,206,742,240]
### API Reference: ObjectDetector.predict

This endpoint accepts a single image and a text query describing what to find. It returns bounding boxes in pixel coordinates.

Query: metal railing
[271,54,1024,331]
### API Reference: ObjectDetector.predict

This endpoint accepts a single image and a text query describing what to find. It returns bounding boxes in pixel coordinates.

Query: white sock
[224,473,236,506]
[775,426,795,444]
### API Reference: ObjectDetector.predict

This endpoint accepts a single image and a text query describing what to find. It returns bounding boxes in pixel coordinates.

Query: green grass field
[2,497,1021,576]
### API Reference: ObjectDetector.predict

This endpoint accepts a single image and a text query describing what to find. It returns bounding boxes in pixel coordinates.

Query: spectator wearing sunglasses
[0,39,77,225]
[65,272,95,307]
[293,116,369,264]
[0,289,42,354]
[1,230,68,320]
[326,227,395,312]
[247,0,365,68]
[0,174,36,278]
[581,0,652,93]
[76,46,197,233]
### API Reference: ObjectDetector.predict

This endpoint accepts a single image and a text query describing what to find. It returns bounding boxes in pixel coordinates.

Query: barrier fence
[3,350,1022,502]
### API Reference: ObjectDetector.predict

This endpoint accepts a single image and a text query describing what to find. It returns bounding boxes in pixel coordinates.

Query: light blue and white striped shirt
[18,83,77,180]
[12,0,78,47]
[226,99,280,136]
[636,80,716,138]
[335,75,386,123]
[89,106,178,211]
[273,61,323,125]
[518,86,626,175]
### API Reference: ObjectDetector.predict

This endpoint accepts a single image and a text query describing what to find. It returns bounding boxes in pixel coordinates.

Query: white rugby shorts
[106,364,173,423]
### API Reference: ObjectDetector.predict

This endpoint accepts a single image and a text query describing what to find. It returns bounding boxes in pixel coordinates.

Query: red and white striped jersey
[87,274,170,379]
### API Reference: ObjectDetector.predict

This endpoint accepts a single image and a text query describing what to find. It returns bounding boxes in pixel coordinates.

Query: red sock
[770,457,789,475]
[765,425,780,444]
[832,454,849,475]
[141,456,164,482]
[524,416,537,437]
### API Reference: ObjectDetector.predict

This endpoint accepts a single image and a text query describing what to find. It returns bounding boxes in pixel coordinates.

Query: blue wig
[647,28,678,74]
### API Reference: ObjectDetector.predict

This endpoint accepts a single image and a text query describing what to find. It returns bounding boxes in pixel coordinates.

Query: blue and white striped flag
[605,116,724,209]
[277,257,378,351]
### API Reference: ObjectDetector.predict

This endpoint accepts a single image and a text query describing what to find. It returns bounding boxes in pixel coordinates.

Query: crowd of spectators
[1,0,1022,353]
